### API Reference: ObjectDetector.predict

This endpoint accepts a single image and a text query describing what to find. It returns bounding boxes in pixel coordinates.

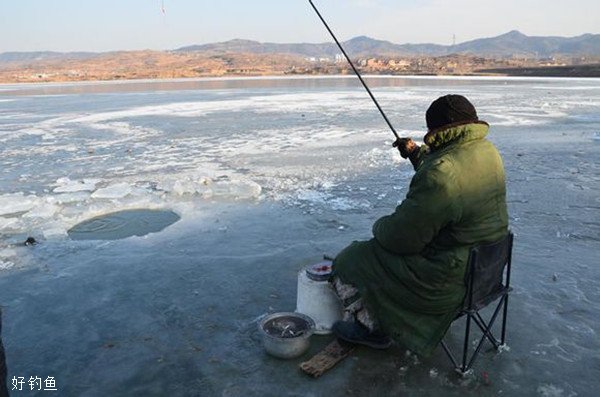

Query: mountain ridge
[174,30,600,58]
[3,30,598,63]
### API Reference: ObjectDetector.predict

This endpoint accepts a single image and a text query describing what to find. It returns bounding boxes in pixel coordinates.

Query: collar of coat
[424,121,490,151]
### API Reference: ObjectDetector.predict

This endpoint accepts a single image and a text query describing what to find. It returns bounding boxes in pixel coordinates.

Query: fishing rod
[308,0,400,143]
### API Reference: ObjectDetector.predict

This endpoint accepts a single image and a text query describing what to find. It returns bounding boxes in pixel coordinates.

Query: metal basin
[258,312,315,359]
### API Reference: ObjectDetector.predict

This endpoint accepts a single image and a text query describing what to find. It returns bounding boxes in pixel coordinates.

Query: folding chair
[440,231,514,376]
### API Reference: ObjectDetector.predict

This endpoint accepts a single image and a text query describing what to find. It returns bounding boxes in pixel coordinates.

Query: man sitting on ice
[331,94,509,356]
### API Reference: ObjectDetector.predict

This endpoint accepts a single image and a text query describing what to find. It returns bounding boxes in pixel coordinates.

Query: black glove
[393,138,418,159]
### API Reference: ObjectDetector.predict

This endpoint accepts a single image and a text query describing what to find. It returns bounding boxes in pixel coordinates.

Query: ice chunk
[363,147,406,168]
[50,192,90,204]
[155,179,175,192]
[23,202,59,218]
[157,177,212,197]
[329,197,371,211]
[296,189,331,203]
[215,179,262,199]
[0,218,16,230]
[0,248,18,270]
[195,179,213,198]
[53,177,100,193]
[0,193,38,216]
[320,180,336,190]
[91,183,133,199]
[163,177,263,200]
[0,260,14,271]
[172,179,199,196]
[42,223,68,238]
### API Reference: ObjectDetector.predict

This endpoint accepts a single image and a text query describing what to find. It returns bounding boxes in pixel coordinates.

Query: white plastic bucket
[295,267,342,335]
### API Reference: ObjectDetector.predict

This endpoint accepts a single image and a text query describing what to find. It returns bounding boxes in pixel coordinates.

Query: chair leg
[441,340,459,369]
[501,294,509,345]
[473,294,507,347]
[466,322,491,371]
[443,295,510,374]
[466,297,508,370]
[462,313,472,373]
[474,312,500,348]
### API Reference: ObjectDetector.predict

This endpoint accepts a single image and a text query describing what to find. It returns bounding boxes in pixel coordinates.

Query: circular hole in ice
[67,209,180,241]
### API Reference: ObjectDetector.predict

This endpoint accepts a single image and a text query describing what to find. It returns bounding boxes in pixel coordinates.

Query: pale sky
[1,0,599,52]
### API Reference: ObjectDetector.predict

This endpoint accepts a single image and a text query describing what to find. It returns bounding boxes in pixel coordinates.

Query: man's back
[418,122,509,252]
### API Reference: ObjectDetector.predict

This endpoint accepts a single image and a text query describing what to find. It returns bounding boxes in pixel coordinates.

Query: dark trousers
[0,309,8,397]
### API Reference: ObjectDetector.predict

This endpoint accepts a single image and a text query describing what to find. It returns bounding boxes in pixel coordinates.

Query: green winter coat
[333,122,508,356]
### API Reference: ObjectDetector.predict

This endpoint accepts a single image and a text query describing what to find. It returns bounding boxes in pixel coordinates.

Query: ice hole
[67,209,180,241]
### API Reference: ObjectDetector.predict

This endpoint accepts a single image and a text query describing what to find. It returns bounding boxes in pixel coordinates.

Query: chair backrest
[463,232,513,311]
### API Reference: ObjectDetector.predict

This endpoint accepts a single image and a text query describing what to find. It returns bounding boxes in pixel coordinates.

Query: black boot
[332,321,392,350]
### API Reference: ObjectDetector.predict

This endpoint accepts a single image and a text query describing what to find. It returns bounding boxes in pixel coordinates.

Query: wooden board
[300,339,355,378]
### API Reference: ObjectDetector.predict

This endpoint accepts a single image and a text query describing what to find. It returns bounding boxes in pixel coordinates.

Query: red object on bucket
[305,261,333,281]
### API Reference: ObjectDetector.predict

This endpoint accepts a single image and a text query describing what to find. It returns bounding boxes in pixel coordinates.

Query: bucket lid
[305,261,333,281]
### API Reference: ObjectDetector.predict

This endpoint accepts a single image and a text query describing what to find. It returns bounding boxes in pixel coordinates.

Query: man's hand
[393,138,418,159]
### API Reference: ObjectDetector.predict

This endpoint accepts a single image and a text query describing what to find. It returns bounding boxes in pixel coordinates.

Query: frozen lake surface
[0,76,599,396]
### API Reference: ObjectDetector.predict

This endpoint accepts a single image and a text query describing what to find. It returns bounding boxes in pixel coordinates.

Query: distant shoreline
[2,67,600,89]
[477,63,600,78]
[2,74,600,97]
[2,49,599,84]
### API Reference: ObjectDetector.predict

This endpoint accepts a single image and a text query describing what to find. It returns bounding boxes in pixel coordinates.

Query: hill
[449,30,600,57]
[175,31,600,58]
[2,31,600,83]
